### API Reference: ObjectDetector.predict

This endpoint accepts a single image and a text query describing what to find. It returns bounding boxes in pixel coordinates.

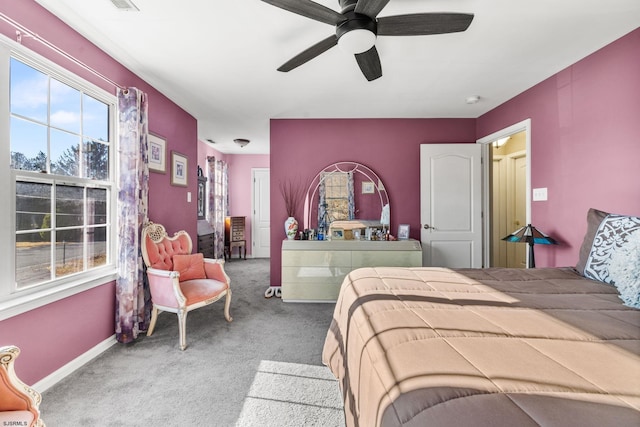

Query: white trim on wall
[32,335,117,393]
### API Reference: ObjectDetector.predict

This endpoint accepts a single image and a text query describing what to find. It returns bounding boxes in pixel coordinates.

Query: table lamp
[502,224,558,268]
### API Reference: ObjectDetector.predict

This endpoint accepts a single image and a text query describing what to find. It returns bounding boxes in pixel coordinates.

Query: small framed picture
[171,151,188,187]
[331,228,345,240]
[362,181,375,194]
[398,224,410,240]
[148,133,166,173]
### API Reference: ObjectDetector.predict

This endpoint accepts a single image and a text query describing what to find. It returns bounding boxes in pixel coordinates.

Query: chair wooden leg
[147,306,159,336]
[224,290,233,322]
[178,309,188,351]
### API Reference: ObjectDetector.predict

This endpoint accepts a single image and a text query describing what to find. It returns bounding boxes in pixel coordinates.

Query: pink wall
[0,284,115,385]
[477,27,640,268]
[269,119,477,287]
[0,1,199,384]
[197,141,270,257]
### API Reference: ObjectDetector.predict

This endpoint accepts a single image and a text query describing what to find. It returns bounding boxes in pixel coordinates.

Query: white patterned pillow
[583,213,640,308]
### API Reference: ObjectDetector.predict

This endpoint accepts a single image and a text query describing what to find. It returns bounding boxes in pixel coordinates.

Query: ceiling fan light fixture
[337,29,376,54]
[234,138,250,148]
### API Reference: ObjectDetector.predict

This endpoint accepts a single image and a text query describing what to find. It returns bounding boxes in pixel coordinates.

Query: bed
[322,209,640,427]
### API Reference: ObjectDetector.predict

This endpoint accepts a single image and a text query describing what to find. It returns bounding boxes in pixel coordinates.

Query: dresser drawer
[198,233,214,246]
[197,232,215,258]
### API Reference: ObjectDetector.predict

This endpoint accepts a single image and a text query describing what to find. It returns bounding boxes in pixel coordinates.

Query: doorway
[477,119,531,268]
[252,168,270,258]
[491,132,527,267]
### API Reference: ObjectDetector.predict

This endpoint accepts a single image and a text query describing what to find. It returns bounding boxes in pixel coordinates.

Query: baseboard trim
[33,335,117,393]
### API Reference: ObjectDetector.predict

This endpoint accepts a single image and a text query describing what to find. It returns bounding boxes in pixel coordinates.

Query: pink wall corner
[198,139,229,167]
[0,282,116,386]
[269,118,476,287]
[477,28,640,268]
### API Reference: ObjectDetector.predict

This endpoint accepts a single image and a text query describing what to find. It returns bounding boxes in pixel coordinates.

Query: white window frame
[0,35,118,321]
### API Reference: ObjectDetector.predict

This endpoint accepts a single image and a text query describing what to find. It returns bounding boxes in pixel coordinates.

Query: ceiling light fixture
[493,137,510,148]
[337,29,376,54]
[234,138,250,148]
[109,0,139,11]
[465,95,480,104]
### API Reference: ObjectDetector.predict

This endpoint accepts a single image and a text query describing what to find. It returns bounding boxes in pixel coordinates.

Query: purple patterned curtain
[207,156,228,259]
[116,87,150,344]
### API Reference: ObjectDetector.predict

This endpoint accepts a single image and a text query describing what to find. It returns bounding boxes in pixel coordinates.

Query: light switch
[532,187,548,201]
[187,191,191,203]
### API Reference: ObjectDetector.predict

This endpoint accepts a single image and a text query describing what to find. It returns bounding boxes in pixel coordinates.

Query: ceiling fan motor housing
[336,10,378,40]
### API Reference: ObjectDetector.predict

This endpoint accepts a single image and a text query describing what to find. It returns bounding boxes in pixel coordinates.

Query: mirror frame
[303,161,389,230]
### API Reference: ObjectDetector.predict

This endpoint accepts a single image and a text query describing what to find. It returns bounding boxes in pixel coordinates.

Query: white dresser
[281,239,423,302]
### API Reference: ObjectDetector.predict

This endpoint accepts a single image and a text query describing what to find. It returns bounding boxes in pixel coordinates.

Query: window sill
[0,268,118,322]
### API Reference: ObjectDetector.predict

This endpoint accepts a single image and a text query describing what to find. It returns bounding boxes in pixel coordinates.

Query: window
[2,48,116,307]
[322,172,350,223]
[318,171,355,231]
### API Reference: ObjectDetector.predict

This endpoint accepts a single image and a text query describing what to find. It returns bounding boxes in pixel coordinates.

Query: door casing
[477,118,532,268]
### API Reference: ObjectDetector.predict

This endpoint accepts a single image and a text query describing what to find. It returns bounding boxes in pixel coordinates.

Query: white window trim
[0,34,118,321]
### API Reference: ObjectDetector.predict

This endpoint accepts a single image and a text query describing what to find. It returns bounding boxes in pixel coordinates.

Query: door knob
[423,224,435,230]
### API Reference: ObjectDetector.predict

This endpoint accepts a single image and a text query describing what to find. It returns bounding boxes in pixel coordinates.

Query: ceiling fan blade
[354,0,390,19]
[261,0,345,26]
[278,35,338,72]
[377,13,474,36]
[354,46,382,81]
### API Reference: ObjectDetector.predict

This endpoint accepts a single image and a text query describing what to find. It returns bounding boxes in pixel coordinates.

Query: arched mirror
[303,162,389,236]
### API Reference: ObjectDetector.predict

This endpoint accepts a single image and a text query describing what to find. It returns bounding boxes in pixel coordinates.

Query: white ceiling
[35,0,640,154]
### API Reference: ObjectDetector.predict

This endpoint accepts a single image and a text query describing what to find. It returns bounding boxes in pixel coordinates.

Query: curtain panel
[116,87,150,344]
[207,156,228,259]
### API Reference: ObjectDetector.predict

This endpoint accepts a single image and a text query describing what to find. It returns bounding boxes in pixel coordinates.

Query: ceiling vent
[109,0,139,11]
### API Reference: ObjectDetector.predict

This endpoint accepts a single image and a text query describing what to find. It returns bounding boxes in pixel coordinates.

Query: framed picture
[362,181,375,194]
[331,228,345,240]
[398,224,410,240]
[171,151,188,187]
[197,176,206,220]
[148,133,166,173]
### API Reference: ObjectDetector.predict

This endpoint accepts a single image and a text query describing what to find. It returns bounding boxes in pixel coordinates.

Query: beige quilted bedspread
[322,267,640,427]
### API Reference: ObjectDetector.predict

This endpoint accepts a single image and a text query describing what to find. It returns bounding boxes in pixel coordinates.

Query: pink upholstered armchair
[0,346,45,427]
[141,222,232,350]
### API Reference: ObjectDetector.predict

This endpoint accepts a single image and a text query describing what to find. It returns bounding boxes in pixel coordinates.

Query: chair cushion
[181,278,228,305]
[143,231,192,271]
[204,261,227,283]
[173,253,207,282]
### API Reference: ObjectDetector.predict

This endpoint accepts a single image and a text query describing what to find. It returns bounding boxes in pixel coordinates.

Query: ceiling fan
[261,0,474,81]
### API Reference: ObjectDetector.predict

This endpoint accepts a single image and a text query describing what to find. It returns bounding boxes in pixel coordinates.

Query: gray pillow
[578,208,640,309]
[575,208,608,275]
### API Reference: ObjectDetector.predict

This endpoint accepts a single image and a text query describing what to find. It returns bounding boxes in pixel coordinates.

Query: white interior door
[252,168,270,258]
[420,144,482,268]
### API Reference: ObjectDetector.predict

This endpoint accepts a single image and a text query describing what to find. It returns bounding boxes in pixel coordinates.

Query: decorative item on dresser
[197,220,215,258]
[225,216,246,260]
